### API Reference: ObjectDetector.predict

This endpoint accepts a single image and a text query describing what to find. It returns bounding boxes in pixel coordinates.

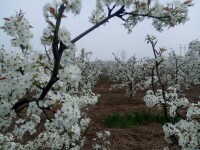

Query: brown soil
[7,80,200,150]
[82,81,187,150]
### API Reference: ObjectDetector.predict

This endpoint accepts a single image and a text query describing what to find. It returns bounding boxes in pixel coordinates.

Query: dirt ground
[82,80,193,150]
[7,80,199,149]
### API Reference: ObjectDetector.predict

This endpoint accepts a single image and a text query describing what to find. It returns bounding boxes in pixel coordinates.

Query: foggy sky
[0,0,200,61]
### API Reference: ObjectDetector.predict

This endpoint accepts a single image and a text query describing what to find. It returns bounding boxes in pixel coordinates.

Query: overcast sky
[0,0,200,60]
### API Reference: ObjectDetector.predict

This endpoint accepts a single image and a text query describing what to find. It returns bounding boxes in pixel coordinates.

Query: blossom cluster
[43,0,82,21]
[144,87,188,113]
[163,103,200,149]
[144,87,200,149]
[92,130,111,150]
[89,0,107,24]
[90,0,191,33]
[1,10,33,49]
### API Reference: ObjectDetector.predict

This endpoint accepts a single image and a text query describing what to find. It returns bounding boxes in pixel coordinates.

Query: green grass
[104,110,180,128]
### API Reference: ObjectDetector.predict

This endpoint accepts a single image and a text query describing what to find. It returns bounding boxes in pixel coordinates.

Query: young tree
[144,35,200,149]
[75,48,103,94]
[108,54,152,97]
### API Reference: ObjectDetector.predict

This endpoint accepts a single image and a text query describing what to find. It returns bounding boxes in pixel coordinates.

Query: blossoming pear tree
[0,0,193,149]
[75,48,103,94]
[161,40,200,89]
[144,35,200,149]
[108,54,152,97]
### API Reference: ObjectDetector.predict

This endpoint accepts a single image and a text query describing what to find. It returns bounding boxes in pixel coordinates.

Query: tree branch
[149,39,170,121]
[12,5,126,111]
[124,12,171,21]
[70,6,125,44]
[36,4,66,102]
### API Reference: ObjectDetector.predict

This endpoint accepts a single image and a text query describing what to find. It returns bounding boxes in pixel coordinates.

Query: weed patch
[104,110,180,128]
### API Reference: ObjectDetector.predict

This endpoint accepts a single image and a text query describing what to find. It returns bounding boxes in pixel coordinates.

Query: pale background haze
[0,0,200,60]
